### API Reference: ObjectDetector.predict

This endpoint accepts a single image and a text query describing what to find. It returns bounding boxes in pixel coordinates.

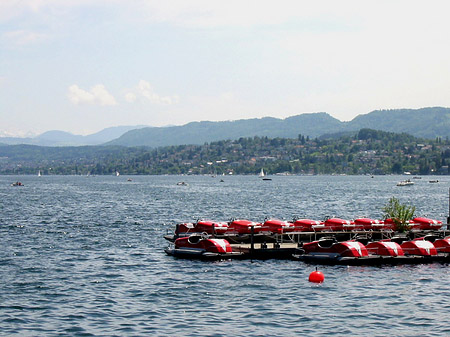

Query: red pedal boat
[165,233,242,259]
[227,219,262,235]
[261,219,295,234]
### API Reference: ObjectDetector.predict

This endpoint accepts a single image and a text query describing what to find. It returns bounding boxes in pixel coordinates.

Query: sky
[1,0,450,137]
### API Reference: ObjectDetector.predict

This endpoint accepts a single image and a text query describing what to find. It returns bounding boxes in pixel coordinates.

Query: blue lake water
[1,174,450,336]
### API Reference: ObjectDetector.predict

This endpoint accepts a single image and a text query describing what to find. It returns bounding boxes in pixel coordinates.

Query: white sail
[259,168,265,177]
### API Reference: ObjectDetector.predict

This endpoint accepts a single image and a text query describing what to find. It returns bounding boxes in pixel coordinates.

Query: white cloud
[125,80,178,105]
[125,92,137,103]
[2,30,48,46]
[68,84,117,106]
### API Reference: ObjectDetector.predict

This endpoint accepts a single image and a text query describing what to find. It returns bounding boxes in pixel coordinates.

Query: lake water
[1,174,450,336]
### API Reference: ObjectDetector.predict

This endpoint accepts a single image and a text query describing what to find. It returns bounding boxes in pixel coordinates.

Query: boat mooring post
[250,225,255,255]
[447,187,450,228]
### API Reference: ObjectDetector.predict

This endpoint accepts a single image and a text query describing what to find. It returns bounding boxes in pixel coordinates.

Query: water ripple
[1,175,449,336]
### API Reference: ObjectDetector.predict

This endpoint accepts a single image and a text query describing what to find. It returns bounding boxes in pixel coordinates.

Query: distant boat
[11,181,24,186]
[177,181,188,186]
[38,170,41,177]
[259,168,271,180]
[429,180,439,183]
[116,171,120,176]
[259,168,266,178]
[397,179,414,186]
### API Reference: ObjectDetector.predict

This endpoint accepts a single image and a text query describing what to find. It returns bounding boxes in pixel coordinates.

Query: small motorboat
[176,181,188,186]
[165,233,243,260]
[397,179,414,186]
[11,181,24,186]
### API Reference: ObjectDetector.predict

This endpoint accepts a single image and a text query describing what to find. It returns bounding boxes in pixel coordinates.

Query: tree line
[1,129,449,175]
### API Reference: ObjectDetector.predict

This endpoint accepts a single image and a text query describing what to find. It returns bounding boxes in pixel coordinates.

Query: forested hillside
[106,107,450,147]
[1,129,449,176]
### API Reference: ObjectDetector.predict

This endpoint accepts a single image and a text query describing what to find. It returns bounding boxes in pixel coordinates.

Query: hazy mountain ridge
[107,107,450,147]
[0,125,147,146]
[106,112,345,147]
[1,107,449,147]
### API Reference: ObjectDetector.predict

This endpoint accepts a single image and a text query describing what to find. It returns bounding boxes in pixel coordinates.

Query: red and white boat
[165,233,242,259]
[433,237,450,253]
[175,222,195,235]
[302,238,368,258]
[383,219,420,231]
[194,220,229,234]
[261,219,295,234]
[292,219,326,232]
[366,241,404,256]
[411,217,443,230]
[354,218,386,231]
[227,219,262,235]
[323,218,355,231]
[400,239,437,256]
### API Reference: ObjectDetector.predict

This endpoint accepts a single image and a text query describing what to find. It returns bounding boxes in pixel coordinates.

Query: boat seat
[317,237,337,248]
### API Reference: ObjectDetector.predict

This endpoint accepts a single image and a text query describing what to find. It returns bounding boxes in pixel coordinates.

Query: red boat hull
[366,241,404,256]
[303,240,368,257]
[412,217,443,230]
[433,238,450,253]
[195,220,229,234]
[324,218,355,231]
[227,219,262,235]
[401,240,437,256]
[262,219,295,233]
[174,235,232,253]
[293,219,325,232]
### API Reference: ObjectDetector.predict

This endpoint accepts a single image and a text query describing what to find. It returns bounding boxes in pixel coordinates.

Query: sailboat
[38,170,41,177]
[115,171,120,176]
[259,168,265,178]
[259,168,272,180]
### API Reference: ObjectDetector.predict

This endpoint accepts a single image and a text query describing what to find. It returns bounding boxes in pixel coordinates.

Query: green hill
[346,107,450,138]
[106,112,344,147]
[107,107,450,147]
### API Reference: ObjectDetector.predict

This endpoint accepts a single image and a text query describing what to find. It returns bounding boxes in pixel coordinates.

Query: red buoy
[309,268,325,283]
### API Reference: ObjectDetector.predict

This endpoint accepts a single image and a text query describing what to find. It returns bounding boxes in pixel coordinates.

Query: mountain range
[0,125,146,146]
[1,107,449,147]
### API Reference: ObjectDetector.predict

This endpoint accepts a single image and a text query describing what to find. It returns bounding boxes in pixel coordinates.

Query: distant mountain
[106,112,344,147]
[0,125,147,146]
[2,107,449,148]
[107,107,450,147]
[344,107,450,138]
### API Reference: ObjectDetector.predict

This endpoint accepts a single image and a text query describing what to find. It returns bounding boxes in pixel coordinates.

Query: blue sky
[1,1,450,136]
